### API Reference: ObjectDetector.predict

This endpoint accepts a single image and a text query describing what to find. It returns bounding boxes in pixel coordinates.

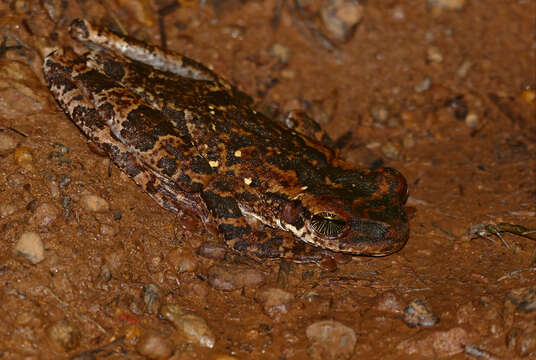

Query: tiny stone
[142,284,161,314]
[396,327,470,357]
[177,255,198,273]
[48,320,81,351]
[381,142,400,160]
[30,202,59,227]
[270,43,290,64]
[428,0,467,11]
[520,89,536,105]
[507,326,536,357]
[427,46,443,63]
[160,304,215,348]
[15,232,45,264]
[373,291,405,314]
[306,320,357,360]
[137,333,173,360]
[58,174,71,188]
[80,194,109,212]
[0,132,18,153]
[369,104,390,124]
[199,241,227,260]
[321,0,364,43]
[256,288,294,320]
[464,112,479,127]
[208,265,264,291]
[505,287,536,314]
[403,299,440,327]
[0,203,17,218]
[456,59,472,78]
[403,133,416,148]
[414,76,432,92]
[13,146,34,171]
[281,68,296,80]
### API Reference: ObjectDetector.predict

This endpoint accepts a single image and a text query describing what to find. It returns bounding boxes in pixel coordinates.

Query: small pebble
[142,284,161,314]
[396,327,469,357]
[256,288,294,320]
[428,0,467,11]
[270,43,290,64]
[0,132,18,153]
[198,241,227,260]
[48,320,81,351]
[136,333,173,360]
[15,232,45,264]
[381,141,400,160]
[0,203,17,218]
[506,325,536,357]
[176,255,198,273]
[373,291,405,315]
[30,202,59,227]
[321,0,364,43]
[80,194,109,212]
[208,265,264,291]
[464,112,479,127]
[520,89,535,106]
[369,104,390,124]
[58,174,71,188]
[402,133,416,148]
[403,299,440,327]
[427,46,443,63]
[306,320,357,360]
[505,287,536,314]
[456,59,472,78]
[13,146,34,171]
[414,76,432,92]
[160,304,215,348]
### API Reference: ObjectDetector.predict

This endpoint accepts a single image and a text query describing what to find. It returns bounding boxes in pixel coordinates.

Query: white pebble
[80,194,109,212]
[15,232,44,264]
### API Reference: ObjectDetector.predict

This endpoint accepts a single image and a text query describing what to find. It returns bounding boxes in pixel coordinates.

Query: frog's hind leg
[46,46,216,193]
[44,49,211,221]
[69,19,224,85]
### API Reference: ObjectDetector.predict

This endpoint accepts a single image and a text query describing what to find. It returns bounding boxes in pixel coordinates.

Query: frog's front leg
[201,179,330,263]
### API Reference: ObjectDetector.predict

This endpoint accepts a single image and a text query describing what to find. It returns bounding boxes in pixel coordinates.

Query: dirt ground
[0,0,535,359]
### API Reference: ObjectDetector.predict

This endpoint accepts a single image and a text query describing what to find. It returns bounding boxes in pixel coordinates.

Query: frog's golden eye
[311,212,346,237]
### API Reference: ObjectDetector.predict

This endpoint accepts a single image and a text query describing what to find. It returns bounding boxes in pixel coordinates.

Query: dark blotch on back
[202,190,242,219]
[121,105,173,152]
[157,156,178,177]
[103,59,126,81]
[219,223,251,241]
[190,155,213,175]
[76,69,118,95]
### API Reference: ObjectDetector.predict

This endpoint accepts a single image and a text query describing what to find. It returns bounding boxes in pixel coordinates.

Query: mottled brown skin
[43,19,409,262]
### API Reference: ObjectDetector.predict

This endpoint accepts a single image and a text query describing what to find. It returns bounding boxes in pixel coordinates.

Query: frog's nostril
[311,212,346,237]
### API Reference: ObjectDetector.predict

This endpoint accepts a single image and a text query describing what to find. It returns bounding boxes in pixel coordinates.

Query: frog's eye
[311,212,346,237]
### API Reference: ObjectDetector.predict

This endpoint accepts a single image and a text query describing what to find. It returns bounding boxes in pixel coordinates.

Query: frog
[43,19,409,263]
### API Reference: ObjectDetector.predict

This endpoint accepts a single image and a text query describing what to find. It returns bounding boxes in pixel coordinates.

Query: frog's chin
[302,217,409,256]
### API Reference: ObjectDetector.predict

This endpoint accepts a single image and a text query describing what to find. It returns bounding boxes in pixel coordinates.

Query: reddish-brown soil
[0,1,535,359]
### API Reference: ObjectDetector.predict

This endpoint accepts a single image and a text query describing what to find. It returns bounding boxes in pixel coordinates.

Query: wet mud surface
[0,1,535,359]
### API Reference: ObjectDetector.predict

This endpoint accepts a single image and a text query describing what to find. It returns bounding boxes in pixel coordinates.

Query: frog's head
[284,167,409,256]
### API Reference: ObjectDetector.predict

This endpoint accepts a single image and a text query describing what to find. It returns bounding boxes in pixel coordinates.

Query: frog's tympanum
[44,19,409,263]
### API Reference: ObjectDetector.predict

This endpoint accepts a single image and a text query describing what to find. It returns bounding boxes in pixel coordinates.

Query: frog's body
[44,19,409,262]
